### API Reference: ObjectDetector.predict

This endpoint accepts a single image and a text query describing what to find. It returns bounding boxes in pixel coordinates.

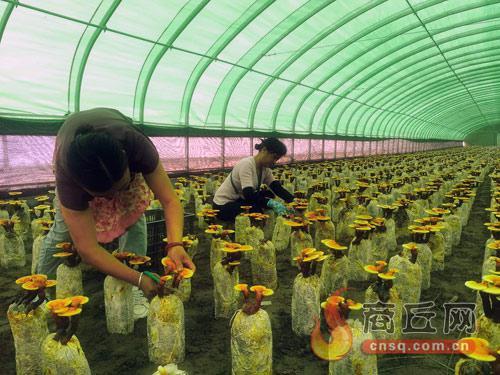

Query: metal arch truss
[2,0,500,141]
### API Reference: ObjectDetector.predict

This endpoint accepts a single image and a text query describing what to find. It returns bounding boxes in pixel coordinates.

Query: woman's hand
[168,246,196,272]
[139,272,160,300]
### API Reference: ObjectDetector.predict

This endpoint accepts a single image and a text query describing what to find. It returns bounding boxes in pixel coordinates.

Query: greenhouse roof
[1,0,499,140]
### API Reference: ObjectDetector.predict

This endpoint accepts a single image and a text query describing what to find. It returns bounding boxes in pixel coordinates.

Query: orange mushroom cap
[402,242,418,250]
[47,298,72,312]
[321,239,348,250]
[70,296,89,306]
[55,241,73,249]
[178,268,194,279]
[346,299,363,310]
[58,308,82,317]
[161,256,176,270]
[222,242,253,252]
[486,241,500,250]
[378,269,398,280]
[128,255,151,265]
[249,285,274,296]
[53,252,73,258]
[15,274,47,285]
[234,283,248,292]
[457,337,497,362]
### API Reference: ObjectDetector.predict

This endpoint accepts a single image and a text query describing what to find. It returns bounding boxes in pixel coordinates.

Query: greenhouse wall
[0,135,460,190]
[464,128,500,147]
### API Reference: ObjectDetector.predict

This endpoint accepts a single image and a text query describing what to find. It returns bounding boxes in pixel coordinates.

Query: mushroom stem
[30,288,47,312]
[242,291,262,315]
[311,261,318,276]
[333,251,343,260]
[410,249,418,264]
[64,315,80,345]
[373,279,392,303]
[338,302,352,323]
[479,291,493,320]
[491,294,500,324]
[65,253,81,267]
[352,232,363,245]
[53,315,70,343]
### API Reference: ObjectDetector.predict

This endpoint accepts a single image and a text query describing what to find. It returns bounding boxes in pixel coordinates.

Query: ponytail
[254,137,287,157]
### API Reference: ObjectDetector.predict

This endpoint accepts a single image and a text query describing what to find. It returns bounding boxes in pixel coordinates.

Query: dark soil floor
[0,176,493,374]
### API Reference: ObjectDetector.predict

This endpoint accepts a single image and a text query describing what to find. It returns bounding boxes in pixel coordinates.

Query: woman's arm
[60,204,158,298]
[269,180,294,203]
[144,161,195,271]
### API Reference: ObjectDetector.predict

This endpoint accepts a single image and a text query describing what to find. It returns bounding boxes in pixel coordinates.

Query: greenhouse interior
[1,1,500,374]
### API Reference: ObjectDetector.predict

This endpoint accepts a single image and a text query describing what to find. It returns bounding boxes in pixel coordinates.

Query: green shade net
[1,0,499,140]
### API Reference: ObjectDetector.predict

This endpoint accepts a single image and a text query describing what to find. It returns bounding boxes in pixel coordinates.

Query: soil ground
[0,176,493,374]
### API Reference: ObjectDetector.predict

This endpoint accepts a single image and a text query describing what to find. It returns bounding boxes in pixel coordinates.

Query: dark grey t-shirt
[54,108,159,210]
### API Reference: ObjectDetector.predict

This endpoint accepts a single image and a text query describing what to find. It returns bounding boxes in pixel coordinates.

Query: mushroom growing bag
[245,225,264,261]
[250,240,277,290]
[271,216,291,252]
[320,256,349,300]
[290,230,313,266]
[147,294,185,364]
[31,233,46,274]
[210,238,225,273]
[104,275,134,334]
[313,221,335,250]
[445,214,462,246]
[41,333,91,375]
[0,232,25,268]
[7,303,48,375]
[328,319,378,375]
[235,215,250,245]
[371,232,388,262]
[291,274,321,336]
[231,308,272,375]
[212,262,239,319]
[186,236,199,260]
[385,218,397,252]
[348,239,371,281]
[56,264,83,299]
[415,243,433,290]
[429,232,445,271]
[364,286,403,340]
[475,314,500,348]
[262,210,276,241]
[388,255,422,304]
[12,208,31,242]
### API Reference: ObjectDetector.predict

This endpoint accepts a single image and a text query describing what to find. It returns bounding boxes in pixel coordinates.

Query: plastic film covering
[223,137,251,168]
[188,137,222,170]
[0,134,461,190]
[1,1,499,141]
[323,139,336,160]
[276,138,293,165]
[345,140,355,158]
[309,139,323,161]
[0,135,55,188]
[150,137,187,171]
[293,138,310,161]
[335,140,346,159]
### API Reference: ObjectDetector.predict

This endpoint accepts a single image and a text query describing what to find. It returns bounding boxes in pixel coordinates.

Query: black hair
[254,137,287,157]
[67,125,128,192]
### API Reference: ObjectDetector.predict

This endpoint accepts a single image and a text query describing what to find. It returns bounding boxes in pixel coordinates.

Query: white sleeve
[263,168,275,186]
[238,160,256,190]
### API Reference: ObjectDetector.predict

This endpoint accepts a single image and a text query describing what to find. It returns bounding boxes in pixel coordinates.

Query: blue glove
[267,199,287,216]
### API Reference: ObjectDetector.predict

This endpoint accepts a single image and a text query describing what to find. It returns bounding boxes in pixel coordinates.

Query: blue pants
[37,193,147,278]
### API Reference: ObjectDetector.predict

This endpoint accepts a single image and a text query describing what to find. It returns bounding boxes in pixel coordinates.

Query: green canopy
[1,0,499,140]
